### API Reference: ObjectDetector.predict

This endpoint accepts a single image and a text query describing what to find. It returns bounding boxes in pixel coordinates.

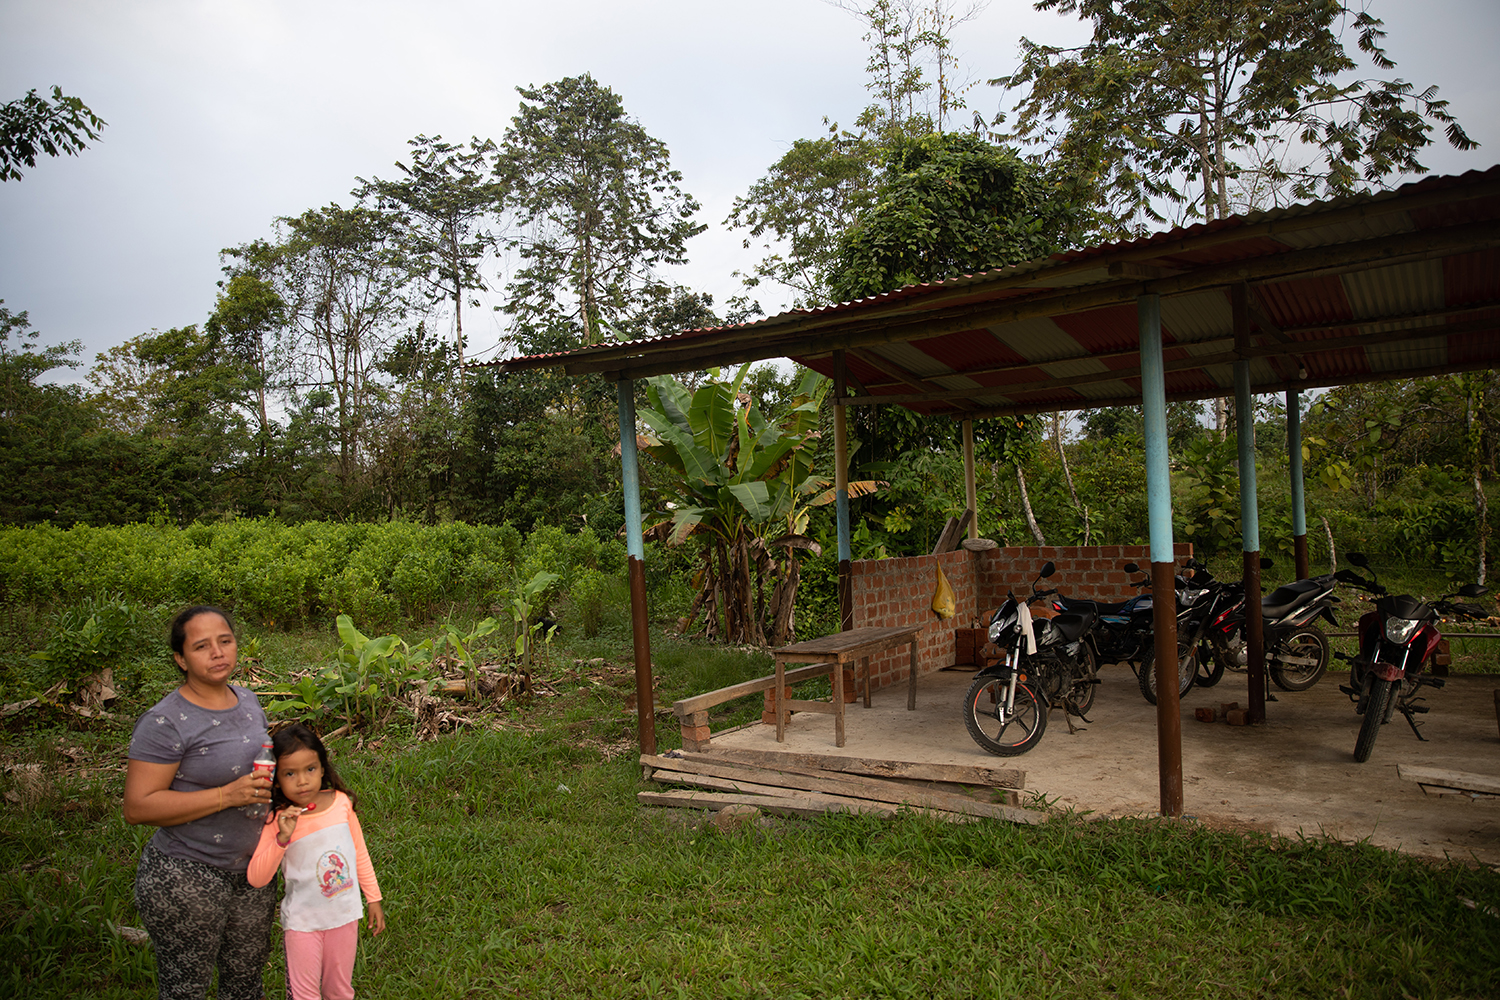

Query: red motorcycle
[1335,552,1488,763]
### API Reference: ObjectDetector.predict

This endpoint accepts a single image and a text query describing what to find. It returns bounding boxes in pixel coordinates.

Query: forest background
[2,0,1498,697]
[5,7,1500,995]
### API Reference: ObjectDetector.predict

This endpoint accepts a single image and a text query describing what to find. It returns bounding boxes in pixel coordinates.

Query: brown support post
[1243,551,1266,725]
[834,350,853,632]
[628,556,655,756]
[962,418,978,541]
[1293,535,1310,583]
[1151,561,1183,817]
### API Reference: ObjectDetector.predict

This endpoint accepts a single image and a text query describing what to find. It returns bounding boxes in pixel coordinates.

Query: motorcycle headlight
[1383,617,1420,644]
[989,614,1017,644]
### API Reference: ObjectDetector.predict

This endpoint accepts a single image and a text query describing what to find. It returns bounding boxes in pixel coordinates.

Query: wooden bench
[771,625,924,748]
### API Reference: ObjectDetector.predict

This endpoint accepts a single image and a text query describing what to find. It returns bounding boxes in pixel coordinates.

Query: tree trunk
[1017,464,1045,545]
[1053,412,1081,513]
[1469,381,1490,584]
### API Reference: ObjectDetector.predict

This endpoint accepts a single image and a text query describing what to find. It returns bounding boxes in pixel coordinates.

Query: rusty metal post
[1233,285,1266,724]
[962,418,978,541]
[617,379,655,756]
[1287,387,1310,580]
[1139,292,1183,817]
[834,351,853,632]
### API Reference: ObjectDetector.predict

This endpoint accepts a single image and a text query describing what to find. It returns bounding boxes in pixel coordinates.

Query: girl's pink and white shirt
[248,790,381,932]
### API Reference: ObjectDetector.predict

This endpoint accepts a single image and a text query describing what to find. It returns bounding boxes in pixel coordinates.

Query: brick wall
[851,543,1193,693]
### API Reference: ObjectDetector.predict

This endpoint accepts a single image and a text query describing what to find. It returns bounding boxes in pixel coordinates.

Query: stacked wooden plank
[639,747,1040,825]
[1396,764,1500,800]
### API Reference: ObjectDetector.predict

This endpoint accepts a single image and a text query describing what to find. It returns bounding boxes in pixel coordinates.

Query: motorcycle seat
[1262,579,1324,617]
[1058,596,1138,615]
[1048,611,1095,642]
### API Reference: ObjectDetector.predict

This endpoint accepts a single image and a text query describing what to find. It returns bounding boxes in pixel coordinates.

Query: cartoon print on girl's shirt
[318,850,354,898]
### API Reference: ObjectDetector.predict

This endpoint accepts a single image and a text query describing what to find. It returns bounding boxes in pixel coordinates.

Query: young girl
[248,724,385,1000]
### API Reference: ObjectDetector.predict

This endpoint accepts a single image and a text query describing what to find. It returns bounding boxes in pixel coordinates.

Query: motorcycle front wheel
[1353,676,1394,763]
[1138,636,1196,705]
[964,675,1047,756]
[1196,640,1226,688]
[1066,644,1099,717]
[1269,625,1330,692]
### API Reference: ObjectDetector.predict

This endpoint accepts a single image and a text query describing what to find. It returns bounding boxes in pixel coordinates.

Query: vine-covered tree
[496,75,703,349]
[826,131,1087,300]
[993,0,1478,231]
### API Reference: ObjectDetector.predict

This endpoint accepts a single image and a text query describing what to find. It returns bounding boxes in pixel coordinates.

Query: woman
[123,605,278,1000]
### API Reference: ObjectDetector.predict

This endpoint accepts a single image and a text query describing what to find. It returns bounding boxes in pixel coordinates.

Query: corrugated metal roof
[489,165,1500,417]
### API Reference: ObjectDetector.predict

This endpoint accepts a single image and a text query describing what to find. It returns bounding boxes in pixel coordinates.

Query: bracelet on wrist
[276,834,291,847]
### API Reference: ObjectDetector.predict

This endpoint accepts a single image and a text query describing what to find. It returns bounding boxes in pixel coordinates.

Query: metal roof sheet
[490,165,1500,418]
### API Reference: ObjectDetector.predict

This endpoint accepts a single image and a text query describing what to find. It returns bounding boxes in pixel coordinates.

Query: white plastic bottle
[243,741,275,818]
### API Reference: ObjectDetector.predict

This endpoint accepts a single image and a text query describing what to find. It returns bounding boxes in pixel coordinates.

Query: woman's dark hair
[169,605,237,672]
[269,723,357,813]
[169,605,236,655]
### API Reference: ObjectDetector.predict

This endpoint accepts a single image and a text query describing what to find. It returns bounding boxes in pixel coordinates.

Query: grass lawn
[3,614,1499,999]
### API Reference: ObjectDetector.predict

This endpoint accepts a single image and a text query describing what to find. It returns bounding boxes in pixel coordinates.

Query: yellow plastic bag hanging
[931,564,956,619]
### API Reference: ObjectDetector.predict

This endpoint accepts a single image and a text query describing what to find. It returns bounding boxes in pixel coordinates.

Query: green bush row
[0,518,627,628]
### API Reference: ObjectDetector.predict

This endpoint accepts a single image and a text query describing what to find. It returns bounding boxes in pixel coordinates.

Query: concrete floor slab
[709,665,1500,865]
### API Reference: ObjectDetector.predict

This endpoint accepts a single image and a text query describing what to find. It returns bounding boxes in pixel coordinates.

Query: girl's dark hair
[169,605,236,658]
[268,723,357,813]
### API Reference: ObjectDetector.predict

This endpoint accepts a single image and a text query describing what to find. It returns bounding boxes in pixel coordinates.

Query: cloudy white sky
[3,0,1496,378]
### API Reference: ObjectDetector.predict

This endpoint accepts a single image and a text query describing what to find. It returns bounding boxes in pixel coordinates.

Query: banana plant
[638,364,877,644]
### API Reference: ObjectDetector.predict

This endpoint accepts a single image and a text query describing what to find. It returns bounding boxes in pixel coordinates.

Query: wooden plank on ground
[648,768,812,799]
[672,662,833,716]
[1396,764,1500,798]
[637,789,975,823]
[703,747,1025,789]
[638,789,895,819]
[644,753,1039,825]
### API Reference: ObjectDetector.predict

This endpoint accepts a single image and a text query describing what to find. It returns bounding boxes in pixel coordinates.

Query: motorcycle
[1053,562,1196,706]
[1334,552,1488,762]
[1192,560,1340,693]
[963,562,1100,757]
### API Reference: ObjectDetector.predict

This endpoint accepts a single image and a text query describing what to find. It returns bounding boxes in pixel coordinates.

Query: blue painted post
[1287,388,1309,579]
[834,351,853,631]
[1236,359,1266,724]
[617,379,655,754]
[1138,293,1183,817]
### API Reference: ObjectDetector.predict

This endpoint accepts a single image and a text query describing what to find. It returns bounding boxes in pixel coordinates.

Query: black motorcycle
[1053,562,1195,705]
[1193,560,1340,693]
[963,562,1099,757]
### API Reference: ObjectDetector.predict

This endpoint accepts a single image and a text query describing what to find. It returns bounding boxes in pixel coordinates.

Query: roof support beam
[1140,292,1184,818]
[1234,285,1267,726]
[617,380,656,756]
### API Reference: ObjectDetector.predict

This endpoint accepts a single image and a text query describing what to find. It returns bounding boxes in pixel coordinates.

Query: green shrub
[568,567,616,639]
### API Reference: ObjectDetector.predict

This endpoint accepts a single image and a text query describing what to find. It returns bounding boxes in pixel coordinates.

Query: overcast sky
[3,0,1496,380]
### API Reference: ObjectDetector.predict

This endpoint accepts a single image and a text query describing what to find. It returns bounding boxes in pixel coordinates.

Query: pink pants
[283,920,359,1000]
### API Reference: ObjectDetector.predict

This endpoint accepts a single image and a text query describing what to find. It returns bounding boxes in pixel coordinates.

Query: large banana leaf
[727,481,774,522]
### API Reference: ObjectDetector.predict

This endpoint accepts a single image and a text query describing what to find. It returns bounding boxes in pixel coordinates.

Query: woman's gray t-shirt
[128,685,270,870]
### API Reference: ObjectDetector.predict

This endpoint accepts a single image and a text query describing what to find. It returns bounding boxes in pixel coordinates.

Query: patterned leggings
[134,843,277,1000]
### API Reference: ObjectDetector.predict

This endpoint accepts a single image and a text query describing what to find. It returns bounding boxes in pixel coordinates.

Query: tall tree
[225,205,407,506]
[725,128,881,307]
[204,272,288,456]
[496,75,704,349]
[0,87,105,182]
[357,135,502,366]
[994,1,1477,232]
